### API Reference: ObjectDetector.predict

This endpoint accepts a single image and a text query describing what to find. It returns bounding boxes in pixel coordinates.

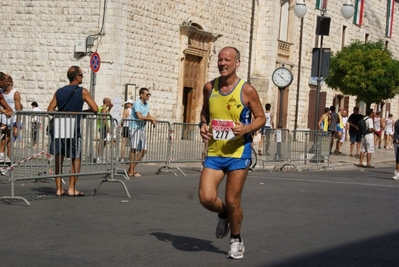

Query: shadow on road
[150,232,225,255]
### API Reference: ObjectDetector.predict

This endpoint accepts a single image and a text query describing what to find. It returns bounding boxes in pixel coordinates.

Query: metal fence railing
[0,112,335,205]
[0,111,130,205]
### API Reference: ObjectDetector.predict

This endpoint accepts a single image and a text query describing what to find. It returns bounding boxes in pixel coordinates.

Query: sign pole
[89,52,101,100]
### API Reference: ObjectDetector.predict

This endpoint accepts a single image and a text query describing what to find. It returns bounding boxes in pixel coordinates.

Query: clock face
[272,67,293,88]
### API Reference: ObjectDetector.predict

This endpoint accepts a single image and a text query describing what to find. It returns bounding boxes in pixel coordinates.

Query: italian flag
[316,0,328,10]
[353,0,365,26]
[386,0,395,38]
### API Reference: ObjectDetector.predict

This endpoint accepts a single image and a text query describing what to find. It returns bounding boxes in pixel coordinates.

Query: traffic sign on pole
[90,52,101,73]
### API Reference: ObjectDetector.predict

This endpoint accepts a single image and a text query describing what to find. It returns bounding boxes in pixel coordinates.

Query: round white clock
[272,67,293,88]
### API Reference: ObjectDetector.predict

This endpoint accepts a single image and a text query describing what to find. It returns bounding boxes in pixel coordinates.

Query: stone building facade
[0,0,398,128]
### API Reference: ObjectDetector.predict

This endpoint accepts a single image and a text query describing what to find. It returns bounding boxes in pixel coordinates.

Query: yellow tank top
[338,113,343,128]
[207,78,252,158]
[323,115,329,131]
[97,105,110,129]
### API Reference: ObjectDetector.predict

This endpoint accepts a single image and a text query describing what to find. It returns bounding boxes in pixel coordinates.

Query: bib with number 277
[211,119,235,140]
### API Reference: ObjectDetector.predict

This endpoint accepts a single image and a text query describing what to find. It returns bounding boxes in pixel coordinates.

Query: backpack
[357,117,369,136]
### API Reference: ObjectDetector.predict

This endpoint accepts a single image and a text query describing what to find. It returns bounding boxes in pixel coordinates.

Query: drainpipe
[294,17,304,134]
[247,0,256,83]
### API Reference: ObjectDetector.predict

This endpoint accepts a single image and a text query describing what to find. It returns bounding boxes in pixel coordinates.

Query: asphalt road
[1,163,399,267]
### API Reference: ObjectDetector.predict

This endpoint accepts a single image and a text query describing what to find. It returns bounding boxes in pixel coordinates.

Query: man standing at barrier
[392,118,399,180]
[373,111,383,150]
[0,73,15,118]
[0,73,22,163]
[328,106,340,155]
[47,66,98,196]
[127,87,156,177]
[120,100,133,162]
[258,103,274,156]
[335,108,348,154]
[356,109,375,168]
[31,101,41,149]
[318,107,330,132]
[348,106,363,158]
[198,46,265,260]
[97,97,113,163]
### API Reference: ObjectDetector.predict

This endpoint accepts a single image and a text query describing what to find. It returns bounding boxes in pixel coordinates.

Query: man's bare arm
[232,83,265,136]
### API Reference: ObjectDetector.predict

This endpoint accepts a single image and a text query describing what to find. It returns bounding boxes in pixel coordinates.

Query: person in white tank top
[0,74,22,162]
[258,103,274,156]
[120,100,133,162]
[373,111,383,149]
[385,114,394,150]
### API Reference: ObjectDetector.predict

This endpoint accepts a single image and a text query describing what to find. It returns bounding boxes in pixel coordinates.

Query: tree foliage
[325,40,399,106]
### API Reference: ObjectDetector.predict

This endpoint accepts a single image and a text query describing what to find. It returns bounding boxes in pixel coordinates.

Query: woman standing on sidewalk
[384,114,394,150]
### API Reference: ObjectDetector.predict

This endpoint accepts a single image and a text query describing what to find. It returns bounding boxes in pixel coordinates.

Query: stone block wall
[0,0,398,127]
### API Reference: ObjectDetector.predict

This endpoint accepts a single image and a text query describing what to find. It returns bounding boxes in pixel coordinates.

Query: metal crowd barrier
[256,129,296,171]
[117,119,176,175]
[290,130,331,167]
[255,129,331,172]
[0,111,130,205]
[0,111,337,205]
[165,122,204,175]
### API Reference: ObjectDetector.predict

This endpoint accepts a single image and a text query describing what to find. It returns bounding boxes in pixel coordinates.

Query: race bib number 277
[211,119,235,140]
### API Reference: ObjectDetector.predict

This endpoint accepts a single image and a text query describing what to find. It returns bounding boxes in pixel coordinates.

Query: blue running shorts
[204,156,250,172]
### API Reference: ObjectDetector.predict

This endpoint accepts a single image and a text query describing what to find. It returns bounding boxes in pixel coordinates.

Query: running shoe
[227,238,245,259]
[215,217,229,239]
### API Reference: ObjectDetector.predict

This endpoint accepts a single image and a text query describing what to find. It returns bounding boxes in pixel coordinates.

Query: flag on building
[353,0,365,26]
[316,0,328,10]
[386,0,395,37]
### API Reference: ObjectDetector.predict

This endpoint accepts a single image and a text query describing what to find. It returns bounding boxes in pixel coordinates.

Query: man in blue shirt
[47,66,98,196]
[128,87,156,177]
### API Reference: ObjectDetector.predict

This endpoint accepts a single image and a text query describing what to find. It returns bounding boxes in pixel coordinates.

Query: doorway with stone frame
[179,23,221,124]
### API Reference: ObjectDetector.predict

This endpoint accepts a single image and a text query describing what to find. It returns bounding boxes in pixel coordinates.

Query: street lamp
[341,0,356,19]
[293,0,307,19]
[293,0,354,160]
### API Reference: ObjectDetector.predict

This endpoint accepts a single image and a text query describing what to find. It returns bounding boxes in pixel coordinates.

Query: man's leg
[97,127,106,160]
[6,134,11,158]
[265,134,271,154]
[225,168,248,236]
[350,142,354,156]
[366,153,372,165]
[384,132,388,148]
[54,154,65,196]
[128,149,145,176]
[68,158,82,195]
[225,167,248,259]
[120,137,127,160]
[0,133,6,162]
[98,140,106,159]
[329,134,334,153]
[199,167,225,213]
[199,166,229,239]
[356,141,361,156]
[128,148,136,175]
[359,151,365,165]
[258,135,264,155]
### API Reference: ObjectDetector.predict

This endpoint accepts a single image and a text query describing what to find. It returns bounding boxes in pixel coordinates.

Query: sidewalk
[255,140,396,171]
[329,141,395,168]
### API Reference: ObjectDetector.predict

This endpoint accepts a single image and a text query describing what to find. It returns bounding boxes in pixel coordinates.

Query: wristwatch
[198,121,207,128]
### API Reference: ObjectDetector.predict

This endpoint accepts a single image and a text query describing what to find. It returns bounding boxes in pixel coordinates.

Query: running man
[198,46,265,259]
